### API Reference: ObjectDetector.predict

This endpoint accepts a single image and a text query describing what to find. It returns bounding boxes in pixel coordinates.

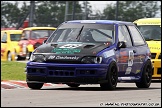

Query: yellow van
[1,30,23,61]
[133,18,161,79]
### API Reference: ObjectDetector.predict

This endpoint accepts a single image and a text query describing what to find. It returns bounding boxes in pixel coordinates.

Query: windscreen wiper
[76,25,84,41]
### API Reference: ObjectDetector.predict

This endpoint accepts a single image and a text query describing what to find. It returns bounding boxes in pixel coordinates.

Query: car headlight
[81,56,102,64]
[29,54,46,62]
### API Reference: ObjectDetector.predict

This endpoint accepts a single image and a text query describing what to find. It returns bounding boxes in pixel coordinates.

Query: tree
[1,1,92,27]
[102,1,161,22]
[34,1,84,27]
[1,1,21,27]
[81,1,92,20]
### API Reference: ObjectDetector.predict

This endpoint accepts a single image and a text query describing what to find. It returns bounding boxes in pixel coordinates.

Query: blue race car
[26,20,153,90]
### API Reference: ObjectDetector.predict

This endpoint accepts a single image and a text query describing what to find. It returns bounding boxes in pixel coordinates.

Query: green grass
[1,61,27,81]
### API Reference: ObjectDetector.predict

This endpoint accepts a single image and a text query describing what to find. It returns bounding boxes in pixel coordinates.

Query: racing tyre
[26,51,31,60]
[27,82,44,89]
[135,60,152,88]
[66,84,80,87]
[7,52,12,61]
[100,61,118,90]
[14,51,19,60]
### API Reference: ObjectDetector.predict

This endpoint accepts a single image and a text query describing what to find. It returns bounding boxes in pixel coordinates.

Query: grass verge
[1,61,26,81]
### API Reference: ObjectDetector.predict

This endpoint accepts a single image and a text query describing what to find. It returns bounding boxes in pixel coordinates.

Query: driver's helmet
[81,30,95,42]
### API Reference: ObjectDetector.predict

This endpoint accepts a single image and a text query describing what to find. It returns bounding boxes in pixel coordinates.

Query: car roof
[1,30,23,34]
[133,18,161,25]
[23,27,57,30]
[65,20,134,25]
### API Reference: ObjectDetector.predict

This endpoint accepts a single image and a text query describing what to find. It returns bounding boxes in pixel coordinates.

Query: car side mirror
[43,39,47,44]
[117,41,126,49]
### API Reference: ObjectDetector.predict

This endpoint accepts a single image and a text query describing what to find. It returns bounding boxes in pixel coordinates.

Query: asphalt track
[1,60,161,107]
[1,82,161,107]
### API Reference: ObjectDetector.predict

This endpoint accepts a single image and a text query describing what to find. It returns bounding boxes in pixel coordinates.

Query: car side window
[1,32,7,42]
[128,25,145,46]
[118,25,132,47]
[91,29,114,43]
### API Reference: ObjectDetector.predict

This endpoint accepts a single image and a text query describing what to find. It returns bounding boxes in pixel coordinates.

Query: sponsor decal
[59,44,82,48]
[48,55,79,60]
[51,44,82,54]
[136,70,140,73]
[103,49,115,58]
[118,51,128,62]
[125,50,134,75]
[52,48,81,54]
[138,55,143,63]
[125,67,132,74]
[81,20,96,23]
[128,50,134,66]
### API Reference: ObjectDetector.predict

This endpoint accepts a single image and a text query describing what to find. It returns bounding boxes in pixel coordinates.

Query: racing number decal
[125,50,134,74]
[128,50,134,66]
[59,44,82,49]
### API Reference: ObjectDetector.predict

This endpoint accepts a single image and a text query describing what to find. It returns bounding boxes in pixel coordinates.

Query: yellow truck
[133,18,161,79]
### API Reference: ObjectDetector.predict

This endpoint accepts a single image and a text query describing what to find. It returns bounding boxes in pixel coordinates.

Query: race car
[1,30,23,61]
[133,18,161,80]
[25,20,153,90]
[17,27,56,60]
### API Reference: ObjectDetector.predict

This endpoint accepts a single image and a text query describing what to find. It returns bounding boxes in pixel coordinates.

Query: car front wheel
[26,51,31,60]
[100,61,118,90]
[135,60,152,88]
[27,82,44,89]
[7,52,12,61]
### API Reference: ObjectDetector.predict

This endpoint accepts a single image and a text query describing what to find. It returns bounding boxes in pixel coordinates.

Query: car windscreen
[47,23,115,44]
[30,30,55,39]
[10,34,22,41]
[137,25,161,41]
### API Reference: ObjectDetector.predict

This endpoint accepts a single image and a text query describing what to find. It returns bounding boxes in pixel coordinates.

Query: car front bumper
[152,59,161,79]
[26,62,109,84]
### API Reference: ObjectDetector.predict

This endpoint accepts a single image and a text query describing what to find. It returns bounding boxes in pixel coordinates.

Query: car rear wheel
[27,82,44,89]
[135,60,152,88]
[14,51,20,61]
[66,84,80,87]
[100,61,118,90]
[7,52,12,61]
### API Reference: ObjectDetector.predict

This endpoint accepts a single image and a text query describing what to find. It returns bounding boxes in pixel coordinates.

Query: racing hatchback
[26,20,153,90]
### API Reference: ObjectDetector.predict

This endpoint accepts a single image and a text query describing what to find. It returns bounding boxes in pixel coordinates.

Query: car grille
[151,53,156,59]
[48,67,76,76]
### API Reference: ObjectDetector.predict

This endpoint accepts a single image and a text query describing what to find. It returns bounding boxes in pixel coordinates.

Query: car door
[117,25,137,76]
[127,25,148,76]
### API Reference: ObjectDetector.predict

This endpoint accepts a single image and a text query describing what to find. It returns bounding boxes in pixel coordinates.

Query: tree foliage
[1,1,85,28]
[1,1,161,28]
[1,1,21,27]
[102,1,161,21]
